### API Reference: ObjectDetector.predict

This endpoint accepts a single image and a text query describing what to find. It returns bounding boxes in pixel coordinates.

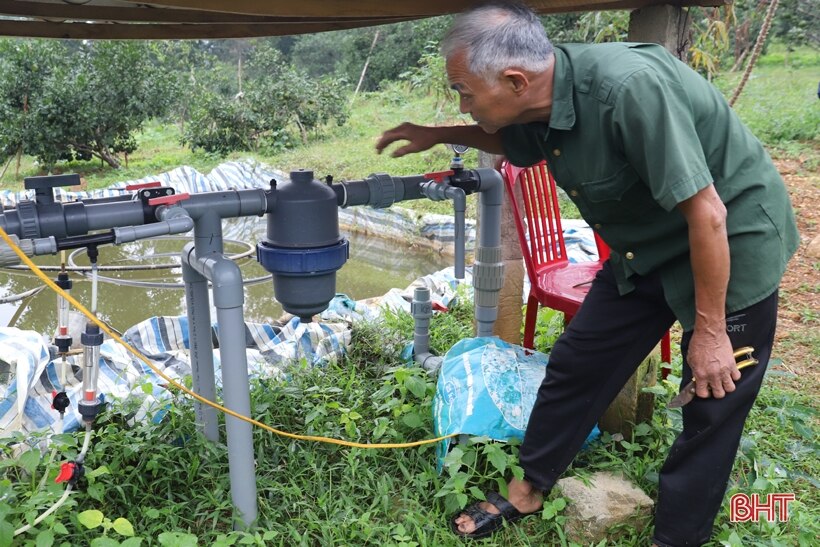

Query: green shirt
[500,43,799,331]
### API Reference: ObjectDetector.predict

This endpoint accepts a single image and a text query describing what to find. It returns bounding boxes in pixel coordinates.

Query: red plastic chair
[501,160,671,370]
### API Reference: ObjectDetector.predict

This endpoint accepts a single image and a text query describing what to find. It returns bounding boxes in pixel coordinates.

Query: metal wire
[2,236,256,272]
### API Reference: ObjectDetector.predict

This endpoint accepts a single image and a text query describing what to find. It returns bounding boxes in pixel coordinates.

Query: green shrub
[0,40,176,170]
[182,46,349,155]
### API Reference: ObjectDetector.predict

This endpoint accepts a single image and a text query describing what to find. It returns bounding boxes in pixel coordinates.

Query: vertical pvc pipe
[450,188,466,280]
[412,286,443,373]
[185,214,258,528]
[212,276,258,528]
[474,168,505,338]
[413,287,432,357]
[182,254,218,442]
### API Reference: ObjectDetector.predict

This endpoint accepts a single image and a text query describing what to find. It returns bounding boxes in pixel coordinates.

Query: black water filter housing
[256,170,349,322]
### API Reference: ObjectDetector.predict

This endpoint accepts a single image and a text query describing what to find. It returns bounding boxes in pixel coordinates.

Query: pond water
[0,217,449,334]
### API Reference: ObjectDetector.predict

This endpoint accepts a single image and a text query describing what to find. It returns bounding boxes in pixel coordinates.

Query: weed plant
[2,296,817,546]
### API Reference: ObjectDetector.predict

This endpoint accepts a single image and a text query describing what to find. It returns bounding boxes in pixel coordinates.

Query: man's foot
[452,478,543,535]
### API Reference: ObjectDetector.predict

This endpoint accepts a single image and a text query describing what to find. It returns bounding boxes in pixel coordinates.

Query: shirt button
[552,149,561,157]
[569,190,578,197]
[625,251,635,260]
[593,223,602,230]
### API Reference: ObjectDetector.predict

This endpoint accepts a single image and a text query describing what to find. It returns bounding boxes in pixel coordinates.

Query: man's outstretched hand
[375,122,440,158]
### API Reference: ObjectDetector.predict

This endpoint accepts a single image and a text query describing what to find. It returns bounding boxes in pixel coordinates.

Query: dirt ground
[771,157,820,389]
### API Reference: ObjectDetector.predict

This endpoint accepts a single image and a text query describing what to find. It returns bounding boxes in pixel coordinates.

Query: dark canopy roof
[2,0,726,40]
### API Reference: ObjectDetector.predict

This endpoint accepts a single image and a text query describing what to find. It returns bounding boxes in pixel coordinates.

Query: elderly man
[376,2,798,546]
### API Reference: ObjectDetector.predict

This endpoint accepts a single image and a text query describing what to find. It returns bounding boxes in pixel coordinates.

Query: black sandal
[449,491,532,539]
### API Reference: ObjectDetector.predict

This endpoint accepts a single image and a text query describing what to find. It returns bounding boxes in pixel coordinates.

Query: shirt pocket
[758,202,788,264]
[579,164,660,223]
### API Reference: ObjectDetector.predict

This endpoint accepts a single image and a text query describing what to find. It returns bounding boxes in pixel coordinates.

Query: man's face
[446,49,521,134]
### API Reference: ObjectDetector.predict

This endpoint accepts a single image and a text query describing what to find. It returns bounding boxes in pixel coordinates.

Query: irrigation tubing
[13,424,93,537]
[0,286,44,304]
[63,238,271,289]
[74,271,273,289]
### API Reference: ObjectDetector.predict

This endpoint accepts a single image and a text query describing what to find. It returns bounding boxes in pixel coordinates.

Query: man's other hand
[687,328,741,399]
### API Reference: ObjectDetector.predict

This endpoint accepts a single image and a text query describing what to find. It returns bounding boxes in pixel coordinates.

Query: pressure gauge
[449,144,470,155]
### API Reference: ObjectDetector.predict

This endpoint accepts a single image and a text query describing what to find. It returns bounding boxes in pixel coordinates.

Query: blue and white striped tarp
[0,265,469,439]
[0,315,351,438]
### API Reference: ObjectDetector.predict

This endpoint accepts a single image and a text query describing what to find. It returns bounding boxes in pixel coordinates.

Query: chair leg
[523,294,539,349]
[660,331,672,379]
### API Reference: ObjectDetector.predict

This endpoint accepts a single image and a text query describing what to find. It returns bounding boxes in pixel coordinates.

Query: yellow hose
[0,225,455,449]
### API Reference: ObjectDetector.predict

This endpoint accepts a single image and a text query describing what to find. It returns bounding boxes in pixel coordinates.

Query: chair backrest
[501,160,568,282]
[502,160,612,275]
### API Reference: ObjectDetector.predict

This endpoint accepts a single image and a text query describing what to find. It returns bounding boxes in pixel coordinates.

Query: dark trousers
[518,261,778,547]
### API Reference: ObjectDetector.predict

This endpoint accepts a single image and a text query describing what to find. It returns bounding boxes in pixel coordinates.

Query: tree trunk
[295,115,308,145]
[97,148,121,169]
[351,30,380,104]
[0,149,16,181]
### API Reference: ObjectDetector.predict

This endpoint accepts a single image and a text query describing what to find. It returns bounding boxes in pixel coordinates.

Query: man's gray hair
[441,2,554,80]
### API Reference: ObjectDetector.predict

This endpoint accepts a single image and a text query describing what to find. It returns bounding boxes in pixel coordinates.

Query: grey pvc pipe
[473,168,505,338]
[449,187,466,280]
[54,189,271,237]
[83,202,145,231]
[419,181,467,280]
[181,255,219,442]
[215,303,258,528]
[332,174,428,208]
[411,286,443,373]
[113,213,194,244]
[475,168,504,248]
[182,216,258,528]
[0,235,56,266]
[436,183,467,279]
[192,210,224,259]
[179,188,270,220]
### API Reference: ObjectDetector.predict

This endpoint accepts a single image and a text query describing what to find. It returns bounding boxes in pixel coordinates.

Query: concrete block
[628,5,692,61]
[556,471,654,544]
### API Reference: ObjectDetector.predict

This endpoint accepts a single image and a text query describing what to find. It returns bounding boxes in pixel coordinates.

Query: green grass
[2,302,817,546]
[713,44,820,170]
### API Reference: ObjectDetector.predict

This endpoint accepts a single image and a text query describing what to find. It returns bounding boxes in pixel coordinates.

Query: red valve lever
[55,462,76,484]
[148,193,190,207]
[125,181,162,191]
[423,170,454,183]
